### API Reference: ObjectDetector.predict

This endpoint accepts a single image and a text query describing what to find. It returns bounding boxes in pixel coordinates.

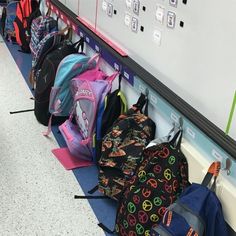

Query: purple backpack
[59,68,118,162]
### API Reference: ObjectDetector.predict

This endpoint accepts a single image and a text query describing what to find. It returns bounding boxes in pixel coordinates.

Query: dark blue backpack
[152,161,228,236]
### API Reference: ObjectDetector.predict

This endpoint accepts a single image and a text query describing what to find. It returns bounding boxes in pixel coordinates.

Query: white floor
[0,40,104,235]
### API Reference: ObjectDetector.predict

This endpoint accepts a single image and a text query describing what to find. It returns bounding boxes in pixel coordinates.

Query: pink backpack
[58,56,118,162]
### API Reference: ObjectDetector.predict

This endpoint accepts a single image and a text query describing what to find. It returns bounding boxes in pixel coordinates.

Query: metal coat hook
[224,158,232,175]
[145,88,149,98]
[179,116,184,130]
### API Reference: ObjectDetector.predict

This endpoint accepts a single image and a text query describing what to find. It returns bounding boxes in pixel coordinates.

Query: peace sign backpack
[114,130,189,236]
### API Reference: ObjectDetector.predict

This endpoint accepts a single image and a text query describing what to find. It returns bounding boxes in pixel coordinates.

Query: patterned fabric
[115,130,189,236]
[5,1,17,35]
[30,15,57,58]
[31,31,58,68]
[98,94,156,201]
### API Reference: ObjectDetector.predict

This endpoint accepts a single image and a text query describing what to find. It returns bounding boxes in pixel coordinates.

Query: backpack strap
[46,6,51,16]
[201,161,221,191]
[169,128,183,149]
[106,70,119,83]
[18,1,25,20]
[58,25,70,36]
[74,195,109,199]
[98,223,115,234]
[133,93,148,115]
[117,75,128,113]
[118,73,122,90]
[87,53,100,66]
[43,115,53,136]
[73,37,85,53]
[74,185,109,199]
[64,27,72,41]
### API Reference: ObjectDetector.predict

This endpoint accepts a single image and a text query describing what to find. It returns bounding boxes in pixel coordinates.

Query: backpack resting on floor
[59,60,119,162]
[43,53,97,136]
[13,0,40,53]
[34,39,84,126]
[114,129,189,236]
[98,93,156,201]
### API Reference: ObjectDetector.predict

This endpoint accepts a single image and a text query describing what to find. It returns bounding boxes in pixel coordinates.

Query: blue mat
[5,38,117,235]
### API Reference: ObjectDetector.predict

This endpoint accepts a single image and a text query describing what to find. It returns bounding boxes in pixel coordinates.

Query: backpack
[59,70,118,162]
[114,129,189,236]
[94,74,128,163]
[152,162,228,236]
[0,6,6,36]
[98,93,156,201]
[3,1,18,40]
[29,13,57,56]
[43,53,97,136]
[34,39,84,126]
[13,0,40,53]
[24,0,41,38]
[29,30,65,87]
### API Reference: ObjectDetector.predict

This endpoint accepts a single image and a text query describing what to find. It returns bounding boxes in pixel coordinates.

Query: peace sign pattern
[115,134,189,235]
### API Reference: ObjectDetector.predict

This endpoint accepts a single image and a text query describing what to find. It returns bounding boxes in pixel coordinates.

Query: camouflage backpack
[98,93,156,201]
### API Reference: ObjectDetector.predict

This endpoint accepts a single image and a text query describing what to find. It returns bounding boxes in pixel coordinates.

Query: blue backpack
[152,162,228,236]
[4,1,18,40]
[43,53,96,135]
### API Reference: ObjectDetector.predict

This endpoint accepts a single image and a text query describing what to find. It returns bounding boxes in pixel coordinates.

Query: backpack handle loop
[46,7,51,16]
[73,37,85,53]
[58,26,70,36]
[88,53,100,64]
[169,128,183,149]
[118,74,122,90]
[106,70,119,83]
[133,93,148,115]
[201,161,221,191]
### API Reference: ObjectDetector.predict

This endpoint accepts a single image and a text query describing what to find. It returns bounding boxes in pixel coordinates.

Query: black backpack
[34,39,85,126]
[98,94,156,201]
[114,130,189,236]
[94,74,128,163]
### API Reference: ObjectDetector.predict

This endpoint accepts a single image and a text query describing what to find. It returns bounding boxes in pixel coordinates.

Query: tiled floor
[0,38,105,235]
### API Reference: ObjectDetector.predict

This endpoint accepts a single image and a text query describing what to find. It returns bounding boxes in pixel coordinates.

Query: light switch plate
[124,13,131,26]
[126,0,132,9]
[156,5,165,24]
[167,11,176,28]
[169,0,178,7]
[133,0,140,15]
[131,17,139,32]
[102,0,108,11]
[107,3,113,17]
[153,30,162,45]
